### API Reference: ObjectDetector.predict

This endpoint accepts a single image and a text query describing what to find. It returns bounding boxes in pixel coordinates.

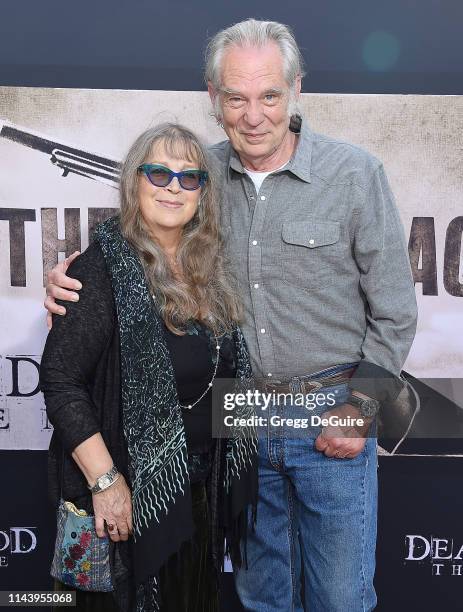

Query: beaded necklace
[153,293,222,411]
[180,331,222,410]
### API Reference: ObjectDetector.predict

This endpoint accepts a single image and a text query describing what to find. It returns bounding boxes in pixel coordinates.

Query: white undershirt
[243,162,288,194]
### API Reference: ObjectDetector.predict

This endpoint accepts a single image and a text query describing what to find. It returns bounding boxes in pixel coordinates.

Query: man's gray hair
[205,19,305,91]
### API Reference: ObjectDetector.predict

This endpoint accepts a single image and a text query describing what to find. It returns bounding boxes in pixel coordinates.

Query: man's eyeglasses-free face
[137,164,208,191]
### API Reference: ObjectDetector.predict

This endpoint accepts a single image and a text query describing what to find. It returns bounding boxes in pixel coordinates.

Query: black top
[163,321,236,463]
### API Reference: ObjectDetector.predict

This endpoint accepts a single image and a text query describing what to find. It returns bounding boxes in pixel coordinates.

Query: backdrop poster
[1,87,462,452]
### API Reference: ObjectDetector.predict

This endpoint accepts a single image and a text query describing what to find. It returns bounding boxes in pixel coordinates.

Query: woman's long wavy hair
[119,123,241,335]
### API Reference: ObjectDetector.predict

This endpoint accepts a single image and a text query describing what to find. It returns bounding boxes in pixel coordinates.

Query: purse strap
[59,447,66,501]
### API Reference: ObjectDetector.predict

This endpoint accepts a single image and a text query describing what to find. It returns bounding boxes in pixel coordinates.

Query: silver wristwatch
[88,465,120,494]
[347,394,380,418]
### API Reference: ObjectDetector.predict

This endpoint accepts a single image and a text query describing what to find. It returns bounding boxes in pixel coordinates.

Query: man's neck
[239,130,298,172]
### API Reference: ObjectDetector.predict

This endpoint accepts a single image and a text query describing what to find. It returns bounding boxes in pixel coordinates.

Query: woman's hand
[70,434,131,542]
[92,474,133,542]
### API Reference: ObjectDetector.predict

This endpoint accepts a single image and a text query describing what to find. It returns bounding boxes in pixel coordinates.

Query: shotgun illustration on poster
[0,120,120,187]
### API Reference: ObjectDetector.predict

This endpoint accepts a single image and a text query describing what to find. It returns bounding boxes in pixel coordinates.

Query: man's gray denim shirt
[208,117,418,403]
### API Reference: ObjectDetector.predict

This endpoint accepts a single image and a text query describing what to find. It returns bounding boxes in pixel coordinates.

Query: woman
[40,123,258,612]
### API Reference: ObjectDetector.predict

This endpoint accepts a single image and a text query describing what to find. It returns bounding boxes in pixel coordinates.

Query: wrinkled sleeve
[349,164,418,403]
[40,242,115,452]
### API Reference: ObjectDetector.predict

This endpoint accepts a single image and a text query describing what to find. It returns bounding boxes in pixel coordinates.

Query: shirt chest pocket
[278,220,343,290]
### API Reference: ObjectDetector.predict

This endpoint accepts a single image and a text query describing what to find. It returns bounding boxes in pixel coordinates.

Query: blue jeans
[234,364,378,612]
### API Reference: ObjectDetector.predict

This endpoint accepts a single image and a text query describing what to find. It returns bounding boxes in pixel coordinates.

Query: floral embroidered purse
[51,500,113,591]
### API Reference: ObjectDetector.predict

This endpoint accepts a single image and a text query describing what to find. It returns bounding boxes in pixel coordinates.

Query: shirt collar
[286,115,313,183]
[227,114,313,183]
[228,147,245,175]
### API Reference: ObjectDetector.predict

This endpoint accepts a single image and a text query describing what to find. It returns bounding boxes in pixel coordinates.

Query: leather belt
[256,366,356,395]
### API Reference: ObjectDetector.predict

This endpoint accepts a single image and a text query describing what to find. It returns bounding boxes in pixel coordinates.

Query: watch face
[362,399,379,418]
[349,394,379,417]
[99,475,111,488]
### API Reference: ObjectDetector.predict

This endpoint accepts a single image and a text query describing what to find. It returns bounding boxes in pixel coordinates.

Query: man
[45,19,417,611]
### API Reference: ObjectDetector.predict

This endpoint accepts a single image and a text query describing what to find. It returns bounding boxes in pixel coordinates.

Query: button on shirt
[208,118,417,401]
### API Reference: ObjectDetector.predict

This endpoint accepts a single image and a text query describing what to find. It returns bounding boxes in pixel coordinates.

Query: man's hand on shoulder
[44,251,82,329]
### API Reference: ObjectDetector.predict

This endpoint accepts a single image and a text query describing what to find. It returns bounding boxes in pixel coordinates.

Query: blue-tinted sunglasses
[137,163,208,191]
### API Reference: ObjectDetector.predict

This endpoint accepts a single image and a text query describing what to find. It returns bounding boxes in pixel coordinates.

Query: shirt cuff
[349,360,405,404]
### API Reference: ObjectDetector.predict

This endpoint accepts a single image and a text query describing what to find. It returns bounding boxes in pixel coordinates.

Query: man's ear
[294,75,302,99]
[207,81,217,105]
